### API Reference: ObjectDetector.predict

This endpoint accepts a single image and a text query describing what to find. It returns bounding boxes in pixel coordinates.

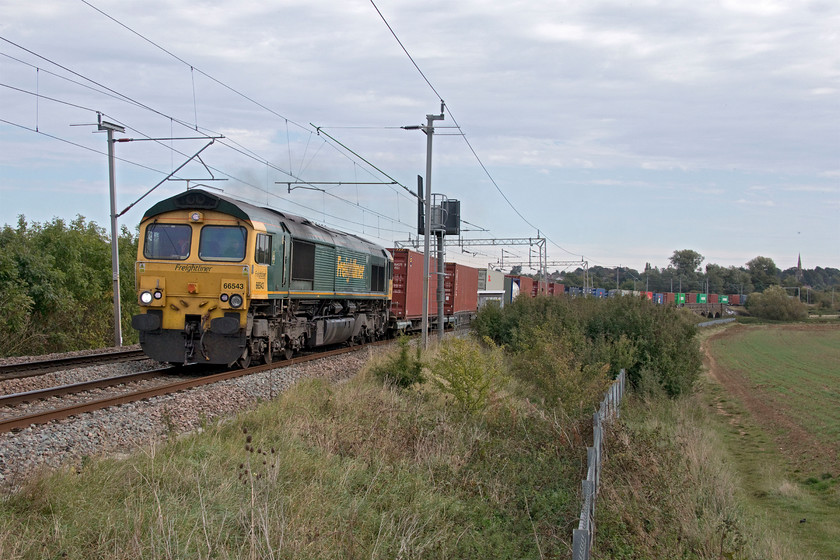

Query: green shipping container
[697,293,708,304]
[720,295,729,304]
[676,293,686,304]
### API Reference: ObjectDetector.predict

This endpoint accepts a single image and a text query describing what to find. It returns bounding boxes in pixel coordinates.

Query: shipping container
[504,275,534,303]
[515,276,534,297]
[644,291,653,300]
[719,295,729,304]
[478,268,505,292]
[485,269,504,291]
[708,294,719,304]
[697,293,708,304]
[653,293,664,304]
[388,248,437,320]
[596,288,606,298]
[728,294,740,305]
[676,292,686,305]
[665,292,676,304]
[686,293,697,304]
[444,262,479,316]
[548,282,565,296]
[503,276,519,303]
[532,280,549,296]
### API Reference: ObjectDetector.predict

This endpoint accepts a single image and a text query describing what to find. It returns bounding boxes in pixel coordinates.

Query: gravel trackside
[0,346,379,490]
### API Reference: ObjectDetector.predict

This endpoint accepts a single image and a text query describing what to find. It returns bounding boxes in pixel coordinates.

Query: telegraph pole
[404,104,444,348]
[98,117,125,347]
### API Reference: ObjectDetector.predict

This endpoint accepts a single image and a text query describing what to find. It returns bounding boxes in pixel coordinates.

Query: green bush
[370,335,424,388]
[586,296,701,397]
[745,285,808,321]
[510,326,611,417]
[430,336,504,413]
[472,295,701,398]
[0,216,138,356]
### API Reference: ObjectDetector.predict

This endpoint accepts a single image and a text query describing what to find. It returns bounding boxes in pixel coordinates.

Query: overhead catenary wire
[368,0,587,261]
[3,5,527,259]
[0,34,419,237]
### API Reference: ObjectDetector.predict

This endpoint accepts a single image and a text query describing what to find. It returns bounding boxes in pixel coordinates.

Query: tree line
[0,216,139,357]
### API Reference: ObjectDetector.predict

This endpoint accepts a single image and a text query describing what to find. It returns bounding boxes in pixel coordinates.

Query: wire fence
[572,368,627,560]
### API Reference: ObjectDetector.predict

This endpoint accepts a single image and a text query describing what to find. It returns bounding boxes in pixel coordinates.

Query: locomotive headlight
[139,291,154,305]
[153,290,163,300]
[220,293,229,302]
[229,294,244,308]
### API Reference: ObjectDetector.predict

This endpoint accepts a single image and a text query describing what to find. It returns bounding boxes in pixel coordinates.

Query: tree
[670,249,704,273]
[705,264,726,294]
[669,250,704,291]
[746,256,779,292]
[745,285,807,320]
[0,215,138,356]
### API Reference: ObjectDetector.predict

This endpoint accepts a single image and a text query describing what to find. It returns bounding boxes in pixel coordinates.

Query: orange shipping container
[531,280,549,296]
[388,248,437,319]
[444,263,479,315]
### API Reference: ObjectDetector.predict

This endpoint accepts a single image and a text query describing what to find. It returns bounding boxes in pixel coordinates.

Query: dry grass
[0,337,587,559]
[595,392,811,560]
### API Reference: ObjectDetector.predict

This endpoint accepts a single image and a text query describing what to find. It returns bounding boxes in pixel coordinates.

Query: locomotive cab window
[199,226,247,262]
[143,224,192,260]
[255,234,272,265]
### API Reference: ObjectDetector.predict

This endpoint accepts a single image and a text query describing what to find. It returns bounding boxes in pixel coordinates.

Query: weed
[429,336,504,414]
[510,326,610,418]
[369,335,424,388]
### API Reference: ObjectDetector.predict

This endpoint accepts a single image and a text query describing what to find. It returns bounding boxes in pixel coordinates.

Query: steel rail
[0,349,148,381]
[0,339,389,434]
[0,367,181,407]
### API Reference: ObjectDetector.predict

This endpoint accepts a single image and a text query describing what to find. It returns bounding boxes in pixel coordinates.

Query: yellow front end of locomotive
[132,207,256,364]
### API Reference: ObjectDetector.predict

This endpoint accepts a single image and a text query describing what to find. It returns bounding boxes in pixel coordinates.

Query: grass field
[704,323,840,558]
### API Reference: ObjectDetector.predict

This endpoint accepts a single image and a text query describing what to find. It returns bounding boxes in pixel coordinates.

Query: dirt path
[702,325,838,476]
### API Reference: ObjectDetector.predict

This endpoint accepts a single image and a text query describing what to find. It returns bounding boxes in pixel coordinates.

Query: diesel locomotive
[131,189,393,366]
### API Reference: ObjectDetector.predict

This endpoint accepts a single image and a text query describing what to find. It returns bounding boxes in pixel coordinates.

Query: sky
[1,0,838,275]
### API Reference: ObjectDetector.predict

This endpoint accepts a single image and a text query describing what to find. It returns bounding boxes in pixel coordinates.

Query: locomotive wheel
[283,347,294,360]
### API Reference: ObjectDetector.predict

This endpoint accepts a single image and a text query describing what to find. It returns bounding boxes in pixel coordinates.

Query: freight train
[505,275,746,317]
[130,189,740,366]
[130,190,487,367]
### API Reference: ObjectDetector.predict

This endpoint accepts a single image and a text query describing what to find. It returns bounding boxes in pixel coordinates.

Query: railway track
[0,348,148,381]
[0,366,186,408]
[0,340,389,434]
